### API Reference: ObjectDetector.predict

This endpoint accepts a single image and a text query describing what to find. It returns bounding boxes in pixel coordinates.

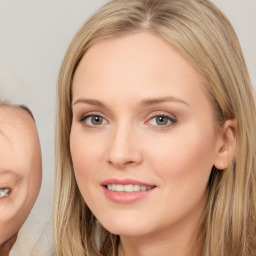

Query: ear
[214,119,237,170]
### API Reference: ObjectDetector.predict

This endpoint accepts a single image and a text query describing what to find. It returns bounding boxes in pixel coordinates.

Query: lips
[101,179,156,203]
[107,184,153,192]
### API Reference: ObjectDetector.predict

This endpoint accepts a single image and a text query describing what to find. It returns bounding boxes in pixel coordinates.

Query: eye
[80,115,108,126]
[147,115,176,127]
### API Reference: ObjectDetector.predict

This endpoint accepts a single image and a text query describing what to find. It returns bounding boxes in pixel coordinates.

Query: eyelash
[79,114,108,127]
[78,112,177,128]
[146,113,177,128]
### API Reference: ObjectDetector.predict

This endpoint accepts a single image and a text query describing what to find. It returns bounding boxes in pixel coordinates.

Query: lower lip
[102,186,155,204]
[0,194,11,203]
[0,192,12,200]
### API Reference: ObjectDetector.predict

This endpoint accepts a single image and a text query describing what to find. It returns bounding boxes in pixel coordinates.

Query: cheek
[25,148,42,213]
[70,129,107,213]
[11,147,41,220]
[148,124,216,190]
[70,129,103,185]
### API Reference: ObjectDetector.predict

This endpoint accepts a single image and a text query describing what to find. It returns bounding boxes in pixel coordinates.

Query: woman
[54,0,256,255]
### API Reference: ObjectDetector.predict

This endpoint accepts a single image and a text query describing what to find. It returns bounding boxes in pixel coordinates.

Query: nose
[107,124,142,169]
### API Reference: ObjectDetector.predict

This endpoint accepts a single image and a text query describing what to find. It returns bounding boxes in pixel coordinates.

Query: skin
[0,106,42,255]
[70,32,236,256]
[0,235,17,256]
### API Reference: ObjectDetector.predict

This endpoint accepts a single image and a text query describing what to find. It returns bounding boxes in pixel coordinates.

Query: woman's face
[70,33,222,237]
[0,106,42,245]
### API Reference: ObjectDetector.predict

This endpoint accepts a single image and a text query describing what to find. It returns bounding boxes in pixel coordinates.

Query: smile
[0,188,11,198]
[101,179,156,203]
[107,184,153,192]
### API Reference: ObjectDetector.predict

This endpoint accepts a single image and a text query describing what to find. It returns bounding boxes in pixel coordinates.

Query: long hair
[54,0,256,255]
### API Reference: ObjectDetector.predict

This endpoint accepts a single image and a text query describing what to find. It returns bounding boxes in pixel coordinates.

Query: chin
[98,212,154,237]
[104,224,148,237]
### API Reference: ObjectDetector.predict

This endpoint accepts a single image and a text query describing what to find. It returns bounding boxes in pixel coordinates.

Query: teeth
[0,188,11,198]
[116,185,124,192]
[107,184,153,192]
[125,184,133,192]
[141,186,147,191]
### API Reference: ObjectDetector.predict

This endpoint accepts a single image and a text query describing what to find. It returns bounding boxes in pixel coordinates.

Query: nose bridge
[107,119,141,167]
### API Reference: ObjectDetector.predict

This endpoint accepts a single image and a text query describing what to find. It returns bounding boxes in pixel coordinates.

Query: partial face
[70,33,221,238]
[0,106,42,244]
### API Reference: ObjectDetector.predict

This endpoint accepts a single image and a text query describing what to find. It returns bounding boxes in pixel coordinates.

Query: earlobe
[214,119,237,170]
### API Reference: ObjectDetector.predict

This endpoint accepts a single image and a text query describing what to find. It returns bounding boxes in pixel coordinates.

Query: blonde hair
[54,0,256,255]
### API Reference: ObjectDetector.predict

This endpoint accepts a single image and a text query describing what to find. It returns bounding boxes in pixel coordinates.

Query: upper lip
[101,178,156,187]
[0,185,12,190]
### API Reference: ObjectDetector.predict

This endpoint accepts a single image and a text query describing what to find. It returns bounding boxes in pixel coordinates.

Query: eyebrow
[140,96,189,106]
[73,99,105,107]
[73,96,189,108]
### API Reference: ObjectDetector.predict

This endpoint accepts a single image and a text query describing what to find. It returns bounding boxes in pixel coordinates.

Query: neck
[118,203,205,256]
[119,228,201,256]
[0,234,18,256]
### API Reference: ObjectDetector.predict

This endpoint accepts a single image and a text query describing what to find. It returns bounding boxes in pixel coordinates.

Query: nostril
[0,188,11,198]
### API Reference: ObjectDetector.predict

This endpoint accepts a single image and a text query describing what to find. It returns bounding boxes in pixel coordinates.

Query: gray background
[0,1,255,255]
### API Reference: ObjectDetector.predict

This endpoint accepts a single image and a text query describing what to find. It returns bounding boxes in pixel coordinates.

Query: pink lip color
[101,178,154,187]
[101,179,156,204]
[0,192,12,202]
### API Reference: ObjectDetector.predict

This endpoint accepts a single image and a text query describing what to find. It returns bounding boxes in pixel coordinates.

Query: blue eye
[148,115,176,126]
[80,115,107,126]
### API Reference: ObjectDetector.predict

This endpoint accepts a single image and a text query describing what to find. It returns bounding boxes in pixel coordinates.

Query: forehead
[0,106,35,141]
[73,33,208,107]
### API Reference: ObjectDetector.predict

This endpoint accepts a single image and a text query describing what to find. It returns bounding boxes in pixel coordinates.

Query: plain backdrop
[0,0,255,255]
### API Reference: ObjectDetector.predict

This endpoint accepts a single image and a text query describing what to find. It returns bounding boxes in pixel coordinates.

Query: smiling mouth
[0,188,11,198]
[106,184,155,192]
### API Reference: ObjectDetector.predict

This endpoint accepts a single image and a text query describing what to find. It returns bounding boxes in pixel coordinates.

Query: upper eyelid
[79,113,109,126]
[148,116,176,124]
[146,111,177,120]
[82,114,107,121]
[75,110,177,123]
[145,112,177,128]
[77,111,108,120]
